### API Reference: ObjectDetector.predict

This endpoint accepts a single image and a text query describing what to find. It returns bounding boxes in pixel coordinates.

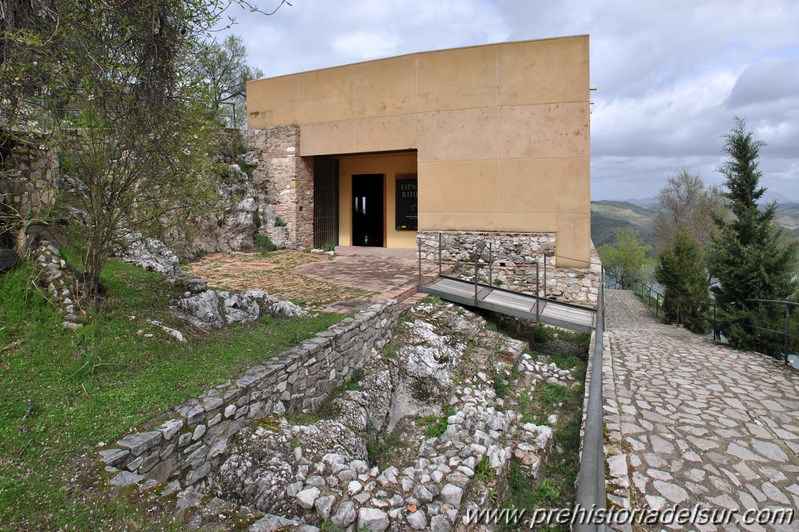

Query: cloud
[726,58,799,108]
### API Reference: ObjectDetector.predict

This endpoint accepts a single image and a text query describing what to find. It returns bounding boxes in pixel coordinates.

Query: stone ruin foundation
[101,298,583,531]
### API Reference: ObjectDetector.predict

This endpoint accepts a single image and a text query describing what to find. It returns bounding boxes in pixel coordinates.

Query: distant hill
[621,197,659,209]
[591,201,657,250]
[591,199,799,251]
[776,203,799,236]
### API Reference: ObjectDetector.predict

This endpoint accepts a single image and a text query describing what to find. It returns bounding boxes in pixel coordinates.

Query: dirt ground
[184,251,375,312]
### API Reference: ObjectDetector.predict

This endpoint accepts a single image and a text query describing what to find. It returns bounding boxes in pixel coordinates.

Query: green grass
[366,424,407,470]
[501,332,588,530]
[253,234,277,251]
[417,404,455,438]
[0,259,342,529]
[492,373,511,398]
[474,454,494,482]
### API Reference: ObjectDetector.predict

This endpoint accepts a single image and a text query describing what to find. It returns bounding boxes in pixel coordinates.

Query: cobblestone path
[603,290,799,531]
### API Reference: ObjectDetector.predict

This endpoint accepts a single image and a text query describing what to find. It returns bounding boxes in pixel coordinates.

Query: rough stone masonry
[100,300,401,490]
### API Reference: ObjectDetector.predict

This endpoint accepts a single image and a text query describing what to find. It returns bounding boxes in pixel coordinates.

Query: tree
[2,0,287,301]
[653,169,727,257]
[656,230,708,333]
[707,118,798,355]
[54,1,223,297]
[198,35,263,128]
[598,228,653,289]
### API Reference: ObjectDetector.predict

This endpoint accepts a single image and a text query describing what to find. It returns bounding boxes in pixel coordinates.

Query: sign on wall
[395,174,418,231]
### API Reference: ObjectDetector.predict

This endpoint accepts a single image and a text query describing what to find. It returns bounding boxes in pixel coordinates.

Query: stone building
[245,36,599,304]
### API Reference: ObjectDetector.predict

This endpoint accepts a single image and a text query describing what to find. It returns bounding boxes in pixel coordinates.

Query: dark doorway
[313,157,339,249]
[352,174,384,247]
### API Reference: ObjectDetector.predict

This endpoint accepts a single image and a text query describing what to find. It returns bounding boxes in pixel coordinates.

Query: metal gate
[313,157,339,249]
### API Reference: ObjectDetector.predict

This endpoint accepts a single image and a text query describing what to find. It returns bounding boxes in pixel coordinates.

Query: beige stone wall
[247,36,591,264]
[241,126,313,249]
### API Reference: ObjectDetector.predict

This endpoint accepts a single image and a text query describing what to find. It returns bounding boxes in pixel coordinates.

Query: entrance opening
[313,157,339,249]
[352,174,384,247]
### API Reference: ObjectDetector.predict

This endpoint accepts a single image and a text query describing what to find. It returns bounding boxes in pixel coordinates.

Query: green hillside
[590,200,657,249]
[591,200,799,250]
[776,203,799,235]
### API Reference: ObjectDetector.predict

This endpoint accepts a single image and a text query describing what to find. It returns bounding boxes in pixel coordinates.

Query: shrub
[254,234,276,251]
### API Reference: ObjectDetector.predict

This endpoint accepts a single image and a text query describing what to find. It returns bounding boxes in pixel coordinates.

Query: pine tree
[708,118,798,355]
[656,230,709,333]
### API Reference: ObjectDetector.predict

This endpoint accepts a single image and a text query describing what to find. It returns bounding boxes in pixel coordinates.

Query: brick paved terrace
[185,247,436,314]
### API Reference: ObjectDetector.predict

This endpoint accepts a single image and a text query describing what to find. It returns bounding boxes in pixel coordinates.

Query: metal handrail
[604,274,798,366]
[421,234,599,308]
[575,267,606,531]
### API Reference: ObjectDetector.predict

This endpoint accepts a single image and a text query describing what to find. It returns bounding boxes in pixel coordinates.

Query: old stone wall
[0,135,59,248]
[241,126,313,249]
[99,300,400,488]
[418,231,601,308]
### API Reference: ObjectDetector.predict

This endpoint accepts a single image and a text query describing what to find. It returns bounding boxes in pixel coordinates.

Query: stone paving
[603,290,799,531]
[296,246,437,312]
[184,247,436,314]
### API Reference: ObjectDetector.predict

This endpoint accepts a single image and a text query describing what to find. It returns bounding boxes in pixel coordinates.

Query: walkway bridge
[419,276,596,333]
[415,235,599,334]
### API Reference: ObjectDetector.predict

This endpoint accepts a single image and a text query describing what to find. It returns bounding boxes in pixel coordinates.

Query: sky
[218,0,799,202]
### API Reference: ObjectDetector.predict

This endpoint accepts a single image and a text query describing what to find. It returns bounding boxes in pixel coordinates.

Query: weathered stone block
[158,419,184,441]
[117,431,162,456]
[185,462,211,485]
[99,448,129,466]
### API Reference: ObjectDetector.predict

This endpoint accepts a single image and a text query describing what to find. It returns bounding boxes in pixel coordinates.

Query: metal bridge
[416,235,598,334]
[419,276,596,333]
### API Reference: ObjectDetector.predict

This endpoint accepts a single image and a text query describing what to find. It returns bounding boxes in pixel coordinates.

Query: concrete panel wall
[247,36,591,264]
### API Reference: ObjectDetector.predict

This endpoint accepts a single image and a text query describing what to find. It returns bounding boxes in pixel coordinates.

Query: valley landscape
[590,199,799,250]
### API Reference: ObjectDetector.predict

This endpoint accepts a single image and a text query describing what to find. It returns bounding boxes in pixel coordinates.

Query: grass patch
[474,454,495,483]
[501,332,588,531]
[253,234,277,251]
[492,373,512,398]
[366,424,407,471]
[0,258,343,529]
[417,404,456,438]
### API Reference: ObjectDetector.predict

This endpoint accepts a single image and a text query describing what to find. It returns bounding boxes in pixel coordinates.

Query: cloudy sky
[219,0,798,202]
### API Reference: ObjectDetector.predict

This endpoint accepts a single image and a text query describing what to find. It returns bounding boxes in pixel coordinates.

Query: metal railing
[606,276,666,320]
[606,277,799,366]
[575,270,606,531]
[417,233,601,307]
